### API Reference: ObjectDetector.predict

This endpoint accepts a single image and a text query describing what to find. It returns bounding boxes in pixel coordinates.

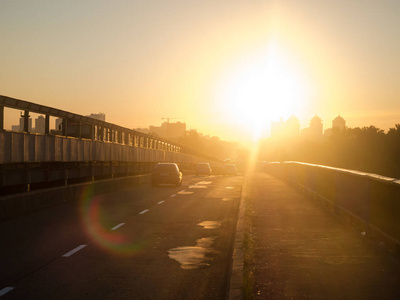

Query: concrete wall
[264,162,400,255]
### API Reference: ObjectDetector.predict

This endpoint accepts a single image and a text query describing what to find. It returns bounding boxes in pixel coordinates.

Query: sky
[1,0,400,143]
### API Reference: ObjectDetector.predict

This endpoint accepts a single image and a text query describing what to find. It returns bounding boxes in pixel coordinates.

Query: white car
[195,163,212,176]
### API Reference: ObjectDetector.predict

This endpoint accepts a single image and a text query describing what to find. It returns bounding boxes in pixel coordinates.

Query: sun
[216,41,309,140]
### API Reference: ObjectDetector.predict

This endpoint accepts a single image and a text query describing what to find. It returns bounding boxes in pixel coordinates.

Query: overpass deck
[244,172,400,299]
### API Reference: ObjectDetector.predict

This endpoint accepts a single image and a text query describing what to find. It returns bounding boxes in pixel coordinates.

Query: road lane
[0,178,196,287]
[1,174,243,299]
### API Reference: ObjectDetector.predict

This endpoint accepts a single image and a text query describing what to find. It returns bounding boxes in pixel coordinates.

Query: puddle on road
[177,190,194,195]
[225,187,235,190]
[189,185,207,189]
[197,181,212,185]
[198,221,221,229]
[222,197,233,201]
[168,237,216,269]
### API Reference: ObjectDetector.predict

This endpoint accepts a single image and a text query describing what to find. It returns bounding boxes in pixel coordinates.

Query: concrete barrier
[264,162,400,255]
[0,130,223,218]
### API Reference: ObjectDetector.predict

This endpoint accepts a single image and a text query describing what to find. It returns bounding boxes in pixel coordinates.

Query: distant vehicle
[151,163,182,186]
[195,163,212,176]
[223,164,237,176]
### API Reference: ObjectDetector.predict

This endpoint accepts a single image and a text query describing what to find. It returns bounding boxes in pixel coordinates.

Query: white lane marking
[170,194,177,197]
[62,245,87,257]
[189,185,207,189]
[225,187,235,189]
[157,201,165,204]
[139,209,149,215]
[0,287,14,296]
[177,190,194,195]
[111,223,125,230]
[222,197,232,201]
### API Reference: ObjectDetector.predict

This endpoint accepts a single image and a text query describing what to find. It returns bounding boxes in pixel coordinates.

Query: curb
[228,175,247,300]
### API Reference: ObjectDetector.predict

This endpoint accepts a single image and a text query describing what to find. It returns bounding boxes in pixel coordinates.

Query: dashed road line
[178,190,194,195]
[111,223,125,230]
[0,189,198,297]
[62,245,87,257]
[189,185,207,189]
[0,287,14,297]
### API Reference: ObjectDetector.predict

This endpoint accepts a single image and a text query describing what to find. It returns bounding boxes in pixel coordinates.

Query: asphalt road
[0,174,243,299]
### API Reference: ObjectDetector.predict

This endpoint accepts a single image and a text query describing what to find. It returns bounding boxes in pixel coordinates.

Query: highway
[0,174,243,299]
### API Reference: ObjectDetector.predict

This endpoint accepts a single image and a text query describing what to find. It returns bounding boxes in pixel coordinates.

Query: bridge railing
[0,95,223,194]
[0,95,221,163]
[0,130,200,164]
[264,161,400,255]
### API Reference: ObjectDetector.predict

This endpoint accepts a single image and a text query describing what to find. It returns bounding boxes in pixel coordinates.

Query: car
[223,164,237,176]
[151,163,182,186]
[195,163,212,176]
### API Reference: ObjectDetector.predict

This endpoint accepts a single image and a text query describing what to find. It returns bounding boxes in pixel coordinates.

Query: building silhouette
[150,121,186,139]
[55,118,63,131]
[34,115,45,133]
[286,116,301,138]
[332,115,346,130]
[18,115,32,132]
[86,113,106,122]
[324,115,346,136]
[301,115,323,141]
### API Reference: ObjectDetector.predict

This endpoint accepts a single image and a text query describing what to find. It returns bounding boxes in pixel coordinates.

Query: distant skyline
[1,0,400,143]
[6,105,395,143]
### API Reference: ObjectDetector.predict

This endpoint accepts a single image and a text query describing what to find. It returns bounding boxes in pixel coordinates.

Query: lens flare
[79,185,146,256]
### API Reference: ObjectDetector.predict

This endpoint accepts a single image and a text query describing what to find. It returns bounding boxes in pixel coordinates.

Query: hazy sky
[1,0,399,143]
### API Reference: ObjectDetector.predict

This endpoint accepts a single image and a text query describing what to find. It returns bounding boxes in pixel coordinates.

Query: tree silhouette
[259,124,400,178]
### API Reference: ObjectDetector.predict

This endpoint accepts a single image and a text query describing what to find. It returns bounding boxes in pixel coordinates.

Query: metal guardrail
[264,161,400,255]
[0,95,222,162]
[0,95,223,194]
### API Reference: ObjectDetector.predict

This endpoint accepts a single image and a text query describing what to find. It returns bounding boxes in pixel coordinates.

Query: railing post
[97,126,101,141]
[45,114,50,134]
[62,118,68,136]
[100,126,104,141]
[91,125,95,141]
[118,130,122,144]
[0,105,4,131]
[125,132,130,145]
[23,110,30,133]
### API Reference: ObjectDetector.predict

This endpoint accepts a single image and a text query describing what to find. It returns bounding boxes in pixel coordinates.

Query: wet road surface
[0,174,243,299]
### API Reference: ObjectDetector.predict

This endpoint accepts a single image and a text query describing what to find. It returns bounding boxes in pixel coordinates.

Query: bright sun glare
[217,42,309,140]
